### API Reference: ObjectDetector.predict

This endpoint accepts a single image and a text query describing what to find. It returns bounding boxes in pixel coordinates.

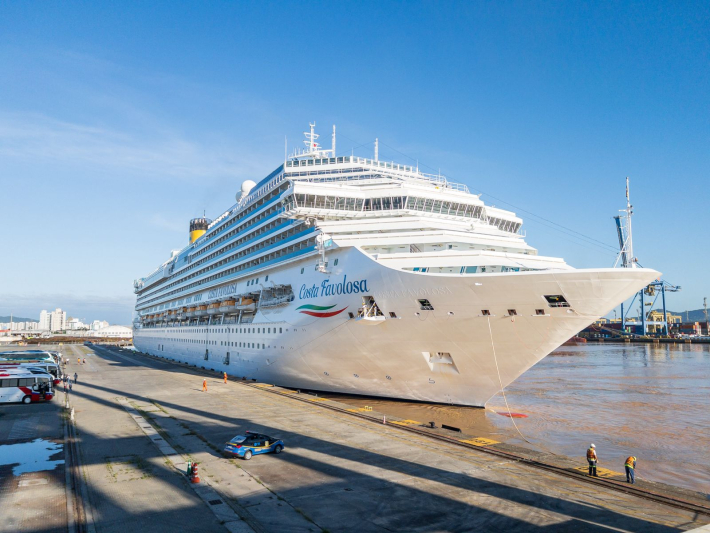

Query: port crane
[614,177,681,336]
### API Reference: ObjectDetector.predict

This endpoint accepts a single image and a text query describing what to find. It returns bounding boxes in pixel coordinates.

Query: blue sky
[0,1,708,324]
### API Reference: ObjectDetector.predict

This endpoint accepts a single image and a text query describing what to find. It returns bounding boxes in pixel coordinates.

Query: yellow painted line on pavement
[389,419,422,426]
[574,466,622,478]
[460,437,500,447]
[308,397,330,402]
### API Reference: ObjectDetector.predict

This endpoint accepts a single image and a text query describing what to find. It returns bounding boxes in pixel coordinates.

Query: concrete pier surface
[1,344,708,532]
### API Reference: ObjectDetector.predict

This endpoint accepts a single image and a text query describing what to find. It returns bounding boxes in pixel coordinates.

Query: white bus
[0,361,62,385]
[0,350,59,364]
[0,369,55,404]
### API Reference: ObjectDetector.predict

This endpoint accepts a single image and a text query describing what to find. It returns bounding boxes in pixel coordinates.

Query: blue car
[223,431,284,460]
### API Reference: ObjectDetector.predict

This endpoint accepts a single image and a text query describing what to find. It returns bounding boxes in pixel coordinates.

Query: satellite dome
[242,180,256,194]
[237,180,257,202]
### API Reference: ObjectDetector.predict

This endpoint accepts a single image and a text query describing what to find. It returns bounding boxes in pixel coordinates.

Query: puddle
[0,438,64,475]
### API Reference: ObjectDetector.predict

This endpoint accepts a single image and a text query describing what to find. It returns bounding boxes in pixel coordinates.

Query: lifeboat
[219,299,237,313]
[195,304,208,316]
[206,302,220,315]
[186,306,197,318]
[236,297,256,312]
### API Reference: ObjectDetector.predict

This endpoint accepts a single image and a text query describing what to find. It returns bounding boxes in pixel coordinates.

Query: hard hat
[590,444,595,448]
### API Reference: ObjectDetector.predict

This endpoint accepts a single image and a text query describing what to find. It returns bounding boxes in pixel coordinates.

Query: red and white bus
[0,369,55,404]
[0,361,62,385]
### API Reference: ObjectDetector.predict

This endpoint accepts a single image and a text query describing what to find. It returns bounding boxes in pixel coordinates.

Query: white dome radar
[236,180,257,202]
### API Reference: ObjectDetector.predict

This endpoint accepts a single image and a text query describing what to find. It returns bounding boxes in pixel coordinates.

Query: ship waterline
[133,122,658,406]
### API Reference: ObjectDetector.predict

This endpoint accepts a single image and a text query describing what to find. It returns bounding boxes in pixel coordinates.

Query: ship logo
[296,304,348,318]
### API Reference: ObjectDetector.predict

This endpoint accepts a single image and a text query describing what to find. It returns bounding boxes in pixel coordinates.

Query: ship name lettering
[208,283,238,299]
[299,275,369,299]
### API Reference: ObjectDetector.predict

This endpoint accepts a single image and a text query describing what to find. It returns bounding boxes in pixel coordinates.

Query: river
[318,343,710,494]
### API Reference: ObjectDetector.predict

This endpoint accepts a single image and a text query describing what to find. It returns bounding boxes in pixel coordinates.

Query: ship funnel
[189,217,210,244]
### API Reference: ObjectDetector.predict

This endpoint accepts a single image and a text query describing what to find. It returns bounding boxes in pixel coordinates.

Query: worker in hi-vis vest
[223,372,228,384]
[202,379,207,392]
[625,456,637,484]
[586,444,598,477]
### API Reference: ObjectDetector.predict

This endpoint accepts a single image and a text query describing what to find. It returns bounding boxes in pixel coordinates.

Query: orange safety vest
[625,456,636,468]
[587,448,597,461]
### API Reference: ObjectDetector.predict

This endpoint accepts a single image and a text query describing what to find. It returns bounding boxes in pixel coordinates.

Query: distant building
[39,310,50,330]
[91,320,109,331]
[67,318,88,330]
[49,308,66,332]
[91,325,133,338]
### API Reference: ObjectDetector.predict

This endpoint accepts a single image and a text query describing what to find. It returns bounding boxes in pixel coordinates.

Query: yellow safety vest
[625,456,636,468]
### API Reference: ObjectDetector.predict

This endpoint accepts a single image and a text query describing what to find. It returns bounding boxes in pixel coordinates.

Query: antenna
[374,138,379,162]
[613,177,635,268]
[332,125,336,157]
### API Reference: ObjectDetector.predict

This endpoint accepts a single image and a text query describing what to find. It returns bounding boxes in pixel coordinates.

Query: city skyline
[0,2,708,323]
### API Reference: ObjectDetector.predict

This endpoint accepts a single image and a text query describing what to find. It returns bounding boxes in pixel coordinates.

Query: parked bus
[0,351,57,363]
[0,369,54,404]
[0,361,61,384]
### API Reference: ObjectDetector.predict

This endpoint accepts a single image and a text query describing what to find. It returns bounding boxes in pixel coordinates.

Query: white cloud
[0,111,266,182]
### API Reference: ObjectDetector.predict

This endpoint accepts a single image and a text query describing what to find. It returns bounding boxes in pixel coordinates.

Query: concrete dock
[1,343,709,533]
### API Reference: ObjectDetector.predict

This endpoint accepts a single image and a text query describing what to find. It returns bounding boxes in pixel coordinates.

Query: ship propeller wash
[133,123,658,406]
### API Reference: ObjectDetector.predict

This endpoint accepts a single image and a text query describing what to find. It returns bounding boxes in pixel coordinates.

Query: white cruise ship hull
[134,248,658,407]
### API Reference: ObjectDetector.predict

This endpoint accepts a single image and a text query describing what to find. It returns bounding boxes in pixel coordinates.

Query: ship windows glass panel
[464,266,478,273]
[424,198,434,212]
[418,299,434,311]
[544,295,570,308]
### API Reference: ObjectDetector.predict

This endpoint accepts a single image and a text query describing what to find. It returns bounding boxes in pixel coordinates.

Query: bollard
[186,461,192,477]
[383,415,386,424]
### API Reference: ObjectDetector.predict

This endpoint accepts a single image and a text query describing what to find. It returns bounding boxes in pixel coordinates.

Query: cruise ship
[133,123,658,407]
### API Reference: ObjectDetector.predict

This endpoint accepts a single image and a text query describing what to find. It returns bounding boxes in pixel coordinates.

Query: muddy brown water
[317,343,710,495]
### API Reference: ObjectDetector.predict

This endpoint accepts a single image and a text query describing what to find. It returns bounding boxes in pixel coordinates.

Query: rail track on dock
[240,380,710,518]
[111,347,710,519]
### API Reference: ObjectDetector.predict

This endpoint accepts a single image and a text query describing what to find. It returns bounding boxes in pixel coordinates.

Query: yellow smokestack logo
[189,218,210,244]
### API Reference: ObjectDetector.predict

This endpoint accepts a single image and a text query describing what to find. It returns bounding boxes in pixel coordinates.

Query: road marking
[389,419,422,426]
[459,437,500,447]
[573,466,622,478]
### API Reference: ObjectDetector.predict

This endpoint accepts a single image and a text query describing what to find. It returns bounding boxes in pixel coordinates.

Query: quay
[1,344,709,533]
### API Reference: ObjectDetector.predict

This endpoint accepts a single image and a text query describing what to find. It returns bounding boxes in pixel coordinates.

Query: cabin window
[334,258,339,266]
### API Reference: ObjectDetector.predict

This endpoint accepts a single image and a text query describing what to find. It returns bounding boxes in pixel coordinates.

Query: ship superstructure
[133,123,658,406]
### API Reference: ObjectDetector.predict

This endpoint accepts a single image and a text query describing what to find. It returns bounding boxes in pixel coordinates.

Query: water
[318,343,710,494]
[0,438,64,475]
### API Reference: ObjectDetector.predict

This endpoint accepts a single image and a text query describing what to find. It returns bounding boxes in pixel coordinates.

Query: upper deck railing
[285,156,470,193]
